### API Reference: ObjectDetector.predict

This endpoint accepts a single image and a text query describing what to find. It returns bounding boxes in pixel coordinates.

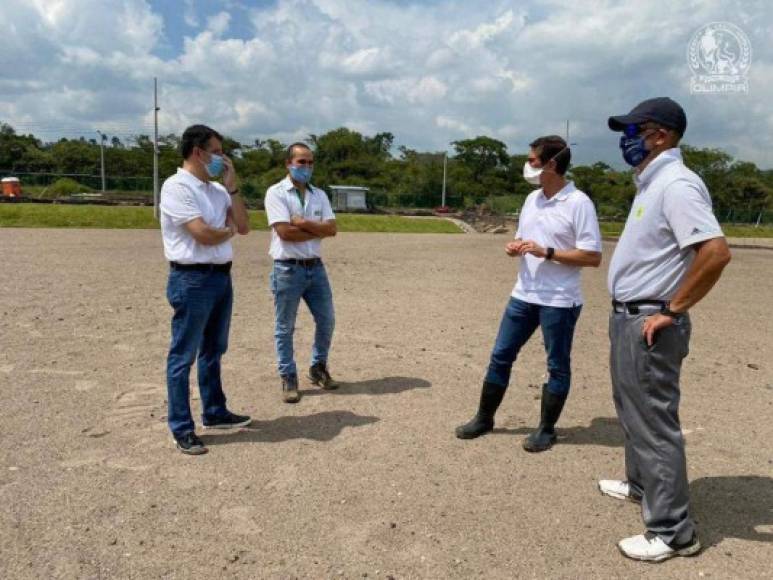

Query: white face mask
[522,161,543,185]
[522,146,569,185]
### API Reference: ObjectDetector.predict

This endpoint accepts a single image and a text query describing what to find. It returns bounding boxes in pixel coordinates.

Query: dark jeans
[166,268,232,436]
[485,297,582,396]
[270,261,335,377]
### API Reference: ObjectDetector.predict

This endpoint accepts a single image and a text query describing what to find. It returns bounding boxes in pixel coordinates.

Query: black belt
[170,261,232,273]
[275,258,322,267]
[612,300,666,314]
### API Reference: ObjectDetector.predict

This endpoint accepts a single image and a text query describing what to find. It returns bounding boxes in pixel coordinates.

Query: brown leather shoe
[282,374,301,403]
[308,362,338,390]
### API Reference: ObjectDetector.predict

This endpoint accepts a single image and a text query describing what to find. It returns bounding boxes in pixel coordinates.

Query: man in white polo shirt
[456,135,602,452]
[601,97,731,562]
[264,142,338,403]
[159,124,251,455]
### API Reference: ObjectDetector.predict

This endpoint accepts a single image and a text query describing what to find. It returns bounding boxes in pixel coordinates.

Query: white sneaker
[598,479,642,503]
[618,533,701,562]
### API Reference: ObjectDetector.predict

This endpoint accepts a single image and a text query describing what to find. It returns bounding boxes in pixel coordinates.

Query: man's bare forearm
[552,249,602,268]
[513,239,601,266]
[668,237,731,312]
[295,219,337,238]
[229,194,250,234]
[195,225,234,246]
[278,225,319,242]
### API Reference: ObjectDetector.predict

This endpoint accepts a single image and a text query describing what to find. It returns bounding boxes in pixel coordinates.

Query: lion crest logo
[688,22,751,94]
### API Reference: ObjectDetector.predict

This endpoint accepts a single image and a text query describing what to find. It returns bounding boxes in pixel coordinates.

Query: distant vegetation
[1,123,770,223]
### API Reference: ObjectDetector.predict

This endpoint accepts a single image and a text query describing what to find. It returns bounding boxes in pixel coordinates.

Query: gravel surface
[1,228,771,579]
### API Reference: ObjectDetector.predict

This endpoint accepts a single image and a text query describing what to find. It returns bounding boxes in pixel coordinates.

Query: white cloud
[436,115,472,134]
[183,0,199,28]
[364,76,447,106]
[449,10,521,51]
[334,47,394,77]
[207,11,231,37]
[0,0,772,168]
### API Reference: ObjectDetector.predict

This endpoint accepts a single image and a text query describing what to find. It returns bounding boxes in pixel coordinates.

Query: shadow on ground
[691,475,773,547]
[493,416,624,447]
[302,376,431,397]
[203,410,379,445]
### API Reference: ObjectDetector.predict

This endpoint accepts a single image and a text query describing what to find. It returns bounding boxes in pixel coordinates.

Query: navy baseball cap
[608,97,687,136]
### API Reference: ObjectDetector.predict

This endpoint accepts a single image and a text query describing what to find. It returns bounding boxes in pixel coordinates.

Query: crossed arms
[274,216,337,242]
[183,203,250,246]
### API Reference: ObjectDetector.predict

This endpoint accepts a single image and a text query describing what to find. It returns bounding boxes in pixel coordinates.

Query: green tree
[452,136,509,181]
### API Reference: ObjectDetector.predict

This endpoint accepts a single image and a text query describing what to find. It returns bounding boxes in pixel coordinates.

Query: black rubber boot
[522,384,567,452]
[455,381,506,439]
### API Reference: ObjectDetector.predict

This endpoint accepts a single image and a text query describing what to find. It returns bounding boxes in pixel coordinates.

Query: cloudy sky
[1,0,771,168]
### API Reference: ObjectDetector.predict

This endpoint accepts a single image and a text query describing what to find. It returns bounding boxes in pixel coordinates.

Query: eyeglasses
[292,159,314,166]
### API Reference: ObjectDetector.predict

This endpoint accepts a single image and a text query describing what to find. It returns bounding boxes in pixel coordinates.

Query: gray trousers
[609,308,695,546]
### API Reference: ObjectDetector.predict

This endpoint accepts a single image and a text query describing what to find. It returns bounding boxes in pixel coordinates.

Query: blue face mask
[619,124,653,167]
[205,153,224,178]
[289,165,313,184]
[619,135,649,167]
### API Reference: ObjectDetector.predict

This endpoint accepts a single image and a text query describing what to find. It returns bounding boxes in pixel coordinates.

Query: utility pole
[96,130,107,193]
[441,152,447,207]
[565,119,570,143]
[153,77,160,219]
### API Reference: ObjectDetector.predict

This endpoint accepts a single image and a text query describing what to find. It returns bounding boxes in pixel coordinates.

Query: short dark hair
[286,142,312,162]
[181,125,223,159]
[529,135,571,175]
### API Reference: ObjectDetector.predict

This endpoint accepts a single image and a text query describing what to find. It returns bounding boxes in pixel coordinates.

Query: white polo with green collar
[264,176,336,260]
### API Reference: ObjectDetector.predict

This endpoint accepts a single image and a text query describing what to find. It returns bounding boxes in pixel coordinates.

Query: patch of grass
[599,221,773,238]
[0,204,159,228]
[720,224,773,238]
[0,204,462,233]
[599,222,625,237]
[331,213,461,233]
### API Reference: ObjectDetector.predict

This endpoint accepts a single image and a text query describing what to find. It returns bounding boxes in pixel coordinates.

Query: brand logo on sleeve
[634,206,646,220]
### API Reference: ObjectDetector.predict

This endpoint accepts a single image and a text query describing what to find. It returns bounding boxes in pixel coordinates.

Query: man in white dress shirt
[159,124,251,455]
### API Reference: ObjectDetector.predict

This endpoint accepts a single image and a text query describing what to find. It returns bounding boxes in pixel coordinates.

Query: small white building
[329,185,369,211]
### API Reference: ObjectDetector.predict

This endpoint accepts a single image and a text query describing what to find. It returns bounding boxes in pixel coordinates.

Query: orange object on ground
[2,177,21,197]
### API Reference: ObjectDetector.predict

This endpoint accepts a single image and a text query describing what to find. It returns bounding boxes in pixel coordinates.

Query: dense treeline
[1,123,770,220]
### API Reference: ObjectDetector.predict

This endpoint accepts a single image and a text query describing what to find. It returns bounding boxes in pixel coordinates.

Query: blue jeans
[270,261,335,377]
[485,297,582,396]
[166,269,232,436]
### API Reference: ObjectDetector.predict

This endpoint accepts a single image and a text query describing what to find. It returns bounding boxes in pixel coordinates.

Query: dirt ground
[1,228,771,580]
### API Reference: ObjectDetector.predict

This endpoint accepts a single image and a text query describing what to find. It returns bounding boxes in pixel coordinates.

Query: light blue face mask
[205,153,224,178]
[289,165,312,184]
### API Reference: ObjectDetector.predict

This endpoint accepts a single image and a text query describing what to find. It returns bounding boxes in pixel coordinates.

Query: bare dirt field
[1,228,771,579]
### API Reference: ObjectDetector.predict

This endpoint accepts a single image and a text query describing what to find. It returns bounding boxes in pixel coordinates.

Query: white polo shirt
[159,168,233,264]
[608,148,724,302]
[512,181,602,307]
[264,176,335,260]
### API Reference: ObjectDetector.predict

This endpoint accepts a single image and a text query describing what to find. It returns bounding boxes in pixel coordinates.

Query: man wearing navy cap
[600,97,731,561]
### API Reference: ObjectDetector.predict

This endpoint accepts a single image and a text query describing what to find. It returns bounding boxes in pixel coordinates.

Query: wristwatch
[228,188,240,196]
[546,247,555,261]
[661,306,684,319]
